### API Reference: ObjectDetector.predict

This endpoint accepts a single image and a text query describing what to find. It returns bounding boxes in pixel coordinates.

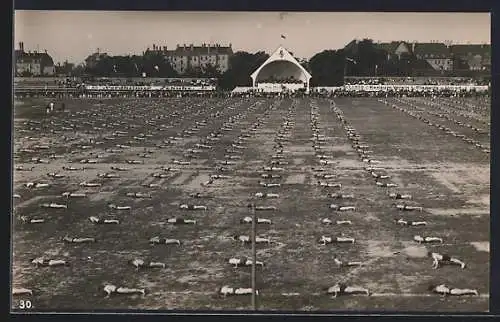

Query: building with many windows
[164,43,233,75]
[144,43,233,75]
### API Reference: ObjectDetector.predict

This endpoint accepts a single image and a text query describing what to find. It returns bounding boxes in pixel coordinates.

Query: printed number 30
[19,300,32,309]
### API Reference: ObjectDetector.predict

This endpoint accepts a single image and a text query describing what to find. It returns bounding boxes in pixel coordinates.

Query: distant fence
[14,84,217,93]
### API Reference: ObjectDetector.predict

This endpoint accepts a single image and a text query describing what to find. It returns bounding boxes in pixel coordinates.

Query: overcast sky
[14,11,490,64]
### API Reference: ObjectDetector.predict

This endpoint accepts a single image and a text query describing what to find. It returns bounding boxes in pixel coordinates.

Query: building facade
[450,44,491,71]
[164,43,233,75]
[412,43,454,72]
[15,42,56,76]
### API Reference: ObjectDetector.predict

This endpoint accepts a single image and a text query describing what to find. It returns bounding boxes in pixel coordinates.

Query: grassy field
[11,95,490,312]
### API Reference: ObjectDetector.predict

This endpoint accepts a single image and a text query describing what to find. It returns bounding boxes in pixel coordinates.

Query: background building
[347,39,490,75]
[15,42,56,76]
[84,51,109,69]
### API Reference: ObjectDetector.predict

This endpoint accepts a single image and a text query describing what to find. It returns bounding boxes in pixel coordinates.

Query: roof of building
[167,45,233,57]
[375,41,412,54]
[16,51,55,66]
[412,43,452,58]
[343,39,360,55]
[450,44,491,57]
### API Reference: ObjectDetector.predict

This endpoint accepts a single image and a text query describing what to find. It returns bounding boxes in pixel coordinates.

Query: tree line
[57,39,487,89]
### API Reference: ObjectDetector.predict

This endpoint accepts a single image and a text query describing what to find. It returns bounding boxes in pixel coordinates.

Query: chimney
[19,42,24,52]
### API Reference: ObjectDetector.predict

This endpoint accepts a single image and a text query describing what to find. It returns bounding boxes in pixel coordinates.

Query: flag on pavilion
[281,34,286,39]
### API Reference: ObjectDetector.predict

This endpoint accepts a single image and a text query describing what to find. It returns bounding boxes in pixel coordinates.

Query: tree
[72,64,85,77]
[308,49,345,86]
[82,52,177,78]
[378,55,400,76]
[398,52,417,76]
[452,55,470,72]
[142,52,177,77]
[85,55,114,76]
[343,38,387,76]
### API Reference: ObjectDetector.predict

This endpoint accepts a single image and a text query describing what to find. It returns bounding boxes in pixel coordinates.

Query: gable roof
[250,46,312,80]
[376,41,412,54]
[413,43,452,58]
